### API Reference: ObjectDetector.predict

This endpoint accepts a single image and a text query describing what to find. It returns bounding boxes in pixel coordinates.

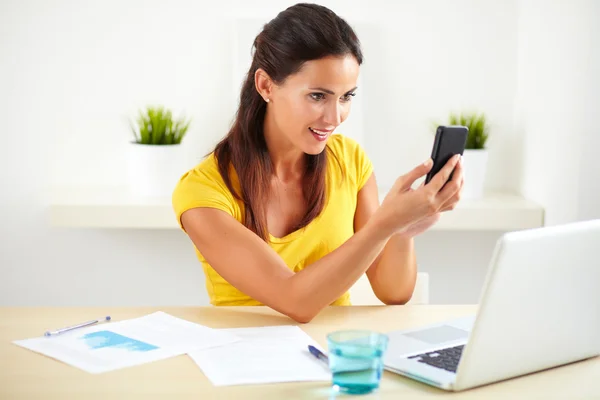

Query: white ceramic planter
[127,143,186,197]
[461,149,488,199]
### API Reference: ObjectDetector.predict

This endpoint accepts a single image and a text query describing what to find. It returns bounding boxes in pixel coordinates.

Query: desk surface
[1,306,598,399]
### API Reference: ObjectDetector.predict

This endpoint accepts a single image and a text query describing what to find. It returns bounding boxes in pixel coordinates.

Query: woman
[172,3,463,322]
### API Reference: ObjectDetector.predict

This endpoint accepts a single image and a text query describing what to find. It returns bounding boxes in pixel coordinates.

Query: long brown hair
[213,3,363,241]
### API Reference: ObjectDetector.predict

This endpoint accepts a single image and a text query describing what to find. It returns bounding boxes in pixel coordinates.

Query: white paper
[12,311,240,374]
[188,325,331,386]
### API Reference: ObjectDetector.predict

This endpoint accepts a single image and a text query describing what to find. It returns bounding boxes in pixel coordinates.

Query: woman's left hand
[399,156,464,238]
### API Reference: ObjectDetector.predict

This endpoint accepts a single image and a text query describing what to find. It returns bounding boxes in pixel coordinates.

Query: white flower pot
[461,149,488,199]
[127,143,186,197]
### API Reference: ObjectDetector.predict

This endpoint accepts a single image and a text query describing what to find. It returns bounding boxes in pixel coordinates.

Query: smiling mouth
[309,127,331,137]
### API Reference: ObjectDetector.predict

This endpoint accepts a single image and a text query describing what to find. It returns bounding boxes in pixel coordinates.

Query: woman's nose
[323,102,342,126]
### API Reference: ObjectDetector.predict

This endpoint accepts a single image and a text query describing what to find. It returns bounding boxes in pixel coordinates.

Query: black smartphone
[425,125,468,184]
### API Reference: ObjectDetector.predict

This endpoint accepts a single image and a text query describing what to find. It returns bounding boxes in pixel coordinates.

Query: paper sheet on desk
[188,325,331,386]
[12,311,240,374]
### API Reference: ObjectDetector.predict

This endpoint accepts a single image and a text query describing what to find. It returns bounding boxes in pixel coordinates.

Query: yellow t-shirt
[172,134,374,306]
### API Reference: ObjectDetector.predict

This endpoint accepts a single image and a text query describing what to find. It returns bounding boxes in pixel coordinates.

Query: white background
[1,0,598,306]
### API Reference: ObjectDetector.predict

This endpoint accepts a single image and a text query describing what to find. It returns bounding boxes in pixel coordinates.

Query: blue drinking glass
[326,330,389,395]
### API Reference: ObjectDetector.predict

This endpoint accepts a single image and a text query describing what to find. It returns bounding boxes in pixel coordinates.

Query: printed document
[188,325,331,386]
[13,311,240,374]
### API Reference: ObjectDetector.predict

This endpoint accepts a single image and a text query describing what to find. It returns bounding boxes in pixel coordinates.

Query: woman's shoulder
[172,152,241,225]
[326,133,363,158]
[326,133,373,190]
[176,153,226,190]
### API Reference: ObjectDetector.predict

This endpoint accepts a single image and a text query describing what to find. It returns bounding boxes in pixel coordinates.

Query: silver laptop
[384,219,600,391]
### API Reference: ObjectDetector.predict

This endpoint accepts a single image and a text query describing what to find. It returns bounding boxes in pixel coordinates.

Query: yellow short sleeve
[352,140,374,191]
[171,154,238,232]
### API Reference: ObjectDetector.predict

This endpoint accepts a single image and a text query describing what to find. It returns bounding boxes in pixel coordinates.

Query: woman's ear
[255,68,273,103]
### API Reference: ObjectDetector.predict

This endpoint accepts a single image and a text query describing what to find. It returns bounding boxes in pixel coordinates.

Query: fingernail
[424,158,432,167]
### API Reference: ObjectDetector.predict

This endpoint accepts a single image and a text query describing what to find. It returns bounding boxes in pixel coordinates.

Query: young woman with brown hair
[172,3,463,322]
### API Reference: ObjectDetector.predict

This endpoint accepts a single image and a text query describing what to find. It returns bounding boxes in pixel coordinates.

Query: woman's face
[265,54,360,155]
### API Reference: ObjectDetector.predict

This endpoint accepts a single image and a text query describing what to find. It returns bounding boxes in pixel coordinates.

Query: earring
[265,98,270,103]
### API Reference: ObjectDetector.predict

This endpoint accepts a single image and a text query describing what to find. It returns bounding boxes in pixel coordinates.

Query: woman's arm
[354,174,417,304]
[181,206,391,323]
[355,158,464,304]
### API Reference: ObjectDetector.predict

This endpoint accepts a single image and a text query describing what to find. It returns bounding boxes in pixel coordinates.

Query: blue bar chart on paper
[81,331,159,352]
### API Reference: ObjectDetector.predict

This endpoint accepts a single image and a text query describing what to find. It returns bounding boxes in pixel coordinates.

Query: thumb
[396,158,433,191]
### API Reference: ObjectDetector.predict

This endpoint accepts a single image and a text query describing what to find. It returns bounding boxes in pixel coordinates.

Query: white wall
[30,0,521,192]
[514,0,600,225]
[576,2,600,221]
[1,0,597,307]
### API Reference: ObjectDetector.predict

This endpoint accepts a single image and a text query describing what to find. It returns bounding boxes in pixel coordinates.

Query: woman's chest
[266,181,308,239]
[272,182,358,271]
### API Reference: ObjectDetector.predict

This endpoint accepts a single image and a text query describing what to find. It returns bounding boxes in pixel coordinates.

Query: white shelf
[47,186,545,231]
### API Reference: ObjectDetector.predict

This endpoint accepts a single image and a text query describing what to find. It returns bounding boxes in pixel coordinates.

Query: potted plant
[128,106,191,197]
[447,112,490,199]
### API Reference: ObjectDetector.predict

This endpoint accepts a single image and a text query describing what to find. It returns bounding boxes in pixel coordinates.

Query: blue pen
[308,345,329,365]
[44,316,111,337]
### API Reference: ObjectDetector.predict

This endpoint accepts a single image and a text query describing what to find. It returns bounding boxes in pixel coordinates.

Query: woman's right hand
[374,154,462,237]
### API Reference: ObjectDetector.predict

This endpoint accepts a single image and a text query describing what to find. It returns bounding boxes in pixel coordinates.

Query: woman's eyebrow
[309,86,358,95]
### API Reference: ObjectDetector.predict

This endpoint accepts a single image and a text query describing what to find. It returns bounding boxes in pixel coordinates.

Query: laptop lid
[453,219,600,391]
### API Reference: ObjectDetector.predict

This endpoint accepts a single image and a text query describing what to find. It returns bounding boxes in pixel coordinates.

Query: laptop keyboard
[407,344,464,373]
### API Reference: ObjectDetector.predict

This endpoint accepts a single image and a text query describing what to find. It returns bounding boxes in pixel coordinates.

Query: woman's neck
[263,110,305,183]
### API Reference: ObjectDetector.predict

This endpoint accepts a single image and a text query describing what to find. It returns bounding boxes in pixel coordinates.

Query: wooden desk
[1,306,598,399]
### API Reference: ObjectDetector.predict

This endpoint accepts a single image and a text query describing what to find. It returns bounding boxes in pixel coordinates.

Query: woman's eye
[341,93,356,102]
[310,93,325,101]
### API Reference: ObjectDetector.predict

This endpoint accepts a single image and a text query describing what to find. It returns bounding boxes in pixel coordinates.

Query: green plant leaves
[131,106,191,145]
[448,112,489,150]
